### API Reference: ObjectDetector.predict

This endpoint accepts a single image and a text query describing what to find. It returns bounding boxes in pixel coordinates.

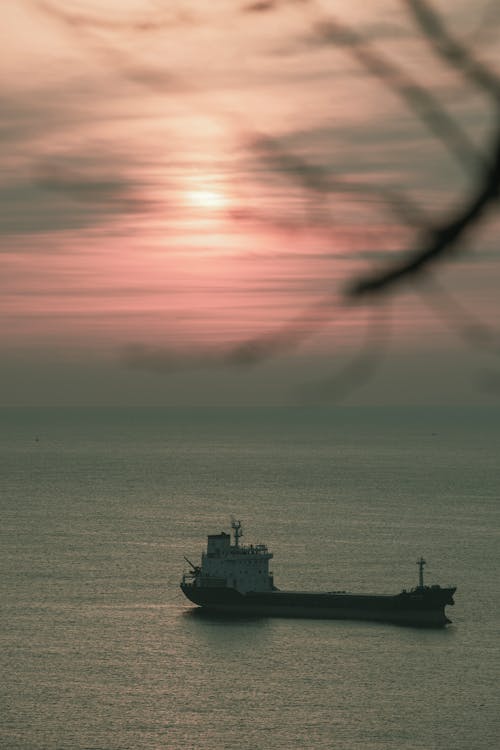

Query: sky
[1,0,500,406]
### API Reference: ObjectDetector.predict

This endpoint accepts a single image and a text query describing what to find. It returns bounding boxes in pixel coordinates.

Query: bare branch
[346,130,500,297]
[415,273,500,353]
[314,19,486,175]
[404,0,500,101]
[299,303,392,402]
[254,135,430,228]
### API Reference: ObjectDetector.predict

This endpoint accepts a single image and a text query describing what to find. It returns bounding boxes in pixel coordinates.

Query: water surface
[1,406,499,749]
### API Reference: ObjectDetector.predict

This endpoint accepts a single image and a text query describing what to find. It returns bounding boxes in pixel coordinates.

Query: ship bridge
[193,521,274,593]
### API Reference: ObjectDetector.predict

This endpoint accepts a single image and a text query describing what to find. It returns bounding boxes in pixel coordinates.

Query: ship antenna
[417,557,426,589]
[231,519,243,548]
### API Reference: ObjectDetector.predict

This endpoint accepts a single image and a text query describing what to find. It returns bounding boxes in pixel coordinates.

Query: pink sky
[1,0,499,405]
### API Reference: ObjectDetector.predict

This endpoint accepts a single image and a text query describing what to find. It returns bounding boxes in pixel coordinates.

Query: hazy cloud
[0,153,150,236]
[31,0,197,33]
[2,0,499,406]
[122,344,223,373]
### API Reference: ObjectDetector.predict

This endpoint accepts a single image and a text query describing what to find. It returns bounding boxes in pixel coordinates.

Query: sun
[186,188,227,210]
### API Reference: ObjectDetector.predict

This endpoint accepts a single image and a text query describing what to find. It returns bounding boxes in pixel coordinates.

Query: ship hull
[180,584,456,627]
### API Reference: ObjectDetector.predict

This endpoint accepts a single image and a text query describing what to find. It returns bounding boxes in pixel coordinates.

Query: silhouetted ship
[180,521,456,627]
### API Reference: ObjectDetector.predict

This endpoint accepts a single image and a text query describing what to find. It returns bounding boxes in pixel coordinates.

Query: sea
[1,405,499,750]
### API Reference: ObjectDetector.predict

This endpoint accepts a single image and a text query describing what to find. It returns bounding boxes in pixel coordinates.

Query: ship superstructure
[180,522,456,627]
[182,520,275,594]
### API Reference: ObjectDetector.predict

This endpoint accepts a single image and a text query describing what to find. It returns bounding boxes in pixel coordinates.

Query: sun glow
[186,188,227,210]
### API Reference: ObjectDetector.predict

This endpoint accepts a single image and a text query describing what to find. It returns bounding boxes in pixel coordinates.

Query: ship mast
[231,519,243,548]
[417,557,426,589]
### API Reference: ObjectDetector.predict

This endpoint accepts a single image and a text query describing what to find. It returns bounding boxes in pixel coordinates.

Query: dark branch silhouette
[313,19,484,175]
[344,0,500,298]
[347,131,500,298]
[299,303,393,402]
[244,0,500,303]
[414,273,500,354]
[405,0,500,100]
[29,0,500,398]
[216,0,500,401]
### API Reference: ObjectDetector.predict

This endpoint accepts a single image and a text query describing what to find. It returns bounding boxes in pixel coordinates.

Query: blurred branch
[229,1,500,396]
[467,1,500,47]
[31,0,500,395]
[414,273,499,353]
[344,0,500,298]
[254,134,430,228]
[405,0,500,100]
[347,131,500,297]
[313,19,484,175]
[299,302,393,402]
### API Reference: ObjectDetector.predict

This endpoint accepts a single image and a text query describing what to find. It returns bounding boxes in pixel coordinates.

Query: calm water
[1,406,499,750]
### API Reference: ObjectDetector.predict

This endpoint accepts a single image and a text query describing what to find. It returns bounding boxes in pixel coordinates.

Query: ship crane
[180,524,456,626]
[184,556,200,575]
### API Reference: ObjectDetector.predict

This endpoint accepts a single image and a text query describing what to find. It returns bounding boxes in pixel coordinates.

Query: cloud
[122,343,229,373]
[120,338,296,373]
[34,161,133,204]
[31,0,196,33]
[0,91,83,150]
[241,0,313,14]
[251,133,430,228]
[27,0,194,95]
[121,292,339,374]
[0,83,158,236]
[0,152,150,236]
[242,0,277,12]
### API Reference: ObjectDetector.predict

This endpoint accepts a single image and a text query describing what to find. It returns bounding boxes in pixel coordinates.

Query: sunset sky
[2,0,499,405]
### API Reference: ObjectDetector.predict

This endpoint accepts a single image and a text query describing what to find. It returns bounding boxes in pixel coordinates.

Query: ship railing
[232,544,269,555]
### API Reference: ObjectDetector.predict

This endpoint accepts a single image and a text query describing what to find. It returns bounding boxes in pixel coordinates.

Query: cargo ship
[180,521,456,627]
